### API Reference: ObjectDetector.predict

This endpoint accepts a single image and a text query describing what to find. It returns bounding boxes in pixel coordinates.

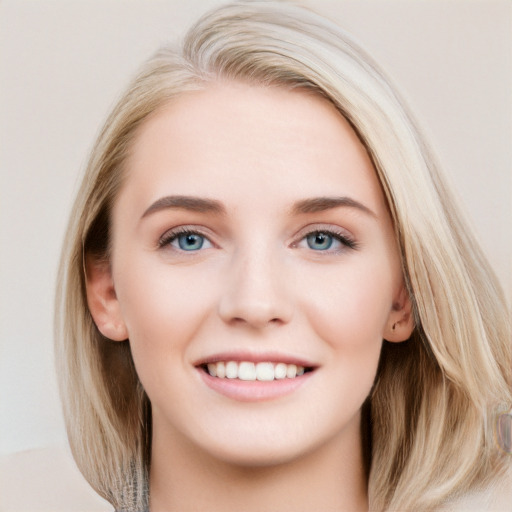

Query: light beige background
[0,0,510,509]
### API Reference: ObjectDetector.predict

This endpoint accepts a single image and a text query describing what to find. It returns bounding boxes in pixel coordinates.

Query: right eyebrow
[140,195,226,220]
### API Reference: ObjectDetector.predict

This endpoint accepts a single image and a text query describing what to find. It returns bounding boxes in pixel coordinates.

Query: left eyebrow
[290,196,377,218]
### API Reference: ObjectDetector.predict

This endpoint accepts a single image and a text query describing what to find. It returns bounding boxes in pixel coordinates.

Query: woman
[55,1,512,510]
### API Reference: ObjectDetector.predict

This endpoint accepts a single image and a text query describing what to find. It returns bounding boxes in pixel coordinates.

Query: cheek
[302,261,393,358]
[112,255,218,381]
[302,264,392,410]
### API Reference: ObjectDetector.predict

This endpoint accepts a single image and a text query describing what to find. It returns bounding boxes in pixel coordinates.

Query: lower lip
[198,368,313,402]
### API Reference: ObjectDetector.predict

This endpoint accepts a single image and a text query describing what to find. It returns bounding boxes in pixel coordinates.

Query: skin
[87,82,414,511]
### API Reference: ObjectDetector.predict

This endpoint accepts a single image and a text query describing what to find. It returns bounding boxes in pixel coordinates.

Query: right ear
[85,255,128,341]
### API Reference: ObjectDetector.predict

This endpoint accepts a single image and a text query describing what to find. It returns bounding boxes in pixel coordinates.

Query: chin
[189,414,357,470]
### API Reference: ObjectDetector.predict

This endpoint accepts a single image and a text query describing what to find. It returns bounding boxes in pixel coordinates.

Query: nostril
[223,311,289,329]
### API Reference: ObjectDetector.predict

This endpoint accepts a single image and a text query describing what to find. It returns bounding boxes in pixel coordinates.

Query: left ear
[383,285,415,342]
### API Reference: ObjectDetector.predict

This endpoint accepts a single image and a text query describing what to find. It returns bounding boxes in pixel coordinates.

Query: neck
[149,414,368,512]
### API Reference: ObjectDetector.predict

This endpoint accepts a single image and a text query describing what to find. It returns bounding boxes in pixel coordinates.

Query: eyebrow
[291,196,377,218]
[141,195,226,219]
[140,194,376,220]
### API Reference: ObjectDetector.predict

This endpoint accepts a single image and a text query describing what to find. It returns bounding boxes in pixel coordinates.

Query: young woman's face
[101,83,411,466]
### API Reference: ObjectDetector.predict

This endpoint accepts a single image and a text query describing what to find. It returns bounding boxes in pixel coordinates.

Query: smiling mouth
[200,361,314,381]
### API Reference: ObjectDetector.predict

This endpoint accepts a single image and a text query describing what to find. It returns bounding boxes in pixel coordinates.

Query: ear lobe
[383,286,415,343]
[85,255,128,342]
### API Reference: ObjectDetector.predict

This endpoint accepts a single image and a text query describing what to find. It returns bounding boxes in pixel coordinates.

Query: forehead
[121,82,386,215]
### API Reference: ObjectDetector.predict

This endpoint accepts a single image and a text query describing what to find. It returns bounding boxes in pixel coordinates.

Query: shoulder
[438,470,512,511]
[0,445,111,511]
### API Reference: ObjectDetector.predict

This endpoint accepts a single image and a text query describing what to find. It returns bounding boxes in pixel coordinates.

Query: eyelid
[156,223,357,252]
[292,223,358,251]
[158,225,216,249]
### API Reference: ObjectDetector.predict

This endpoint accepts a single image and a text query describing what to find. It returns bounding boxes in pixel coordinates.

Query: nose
[217,247,293,329]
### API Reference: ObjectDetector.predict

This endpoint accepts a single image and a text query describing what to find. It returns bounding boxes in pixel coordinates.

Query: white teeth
[274,363,287,379]
[216,361,226,378]
[256,362,274,381]
[205,361,308,381]
[225,361,238,379]
[238,362,256,380]
[286,364,297,379]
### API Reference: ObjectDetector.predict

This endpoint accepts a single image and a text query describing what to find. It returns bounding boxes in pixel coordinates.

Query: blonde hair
[55,2,512,510]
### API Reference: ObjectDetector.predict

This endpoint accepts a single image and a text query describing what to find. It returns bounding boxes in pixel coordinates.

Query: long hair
[55,2,511,510]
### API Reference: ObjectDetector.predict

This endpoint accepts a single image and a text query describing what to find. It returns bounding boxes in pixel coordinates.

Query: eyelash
[298,229,358,252]
[158,226,358,253]
[158,226,212,249]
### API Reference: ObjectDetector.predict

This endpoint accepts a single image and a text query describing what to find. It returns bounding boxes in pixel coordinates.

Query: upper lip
[193,351,318,369]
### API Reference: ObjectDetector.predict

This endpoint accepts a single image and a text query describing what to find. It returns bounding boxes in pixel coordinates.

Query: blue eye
[298,229,357,252]
[307,232,336,250]
[176,233,205,251]
[159,229,213,252]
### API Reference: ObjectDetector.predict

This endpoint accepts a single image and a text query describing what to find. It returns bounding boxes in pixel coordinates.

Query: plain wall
[0,0,510,508]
